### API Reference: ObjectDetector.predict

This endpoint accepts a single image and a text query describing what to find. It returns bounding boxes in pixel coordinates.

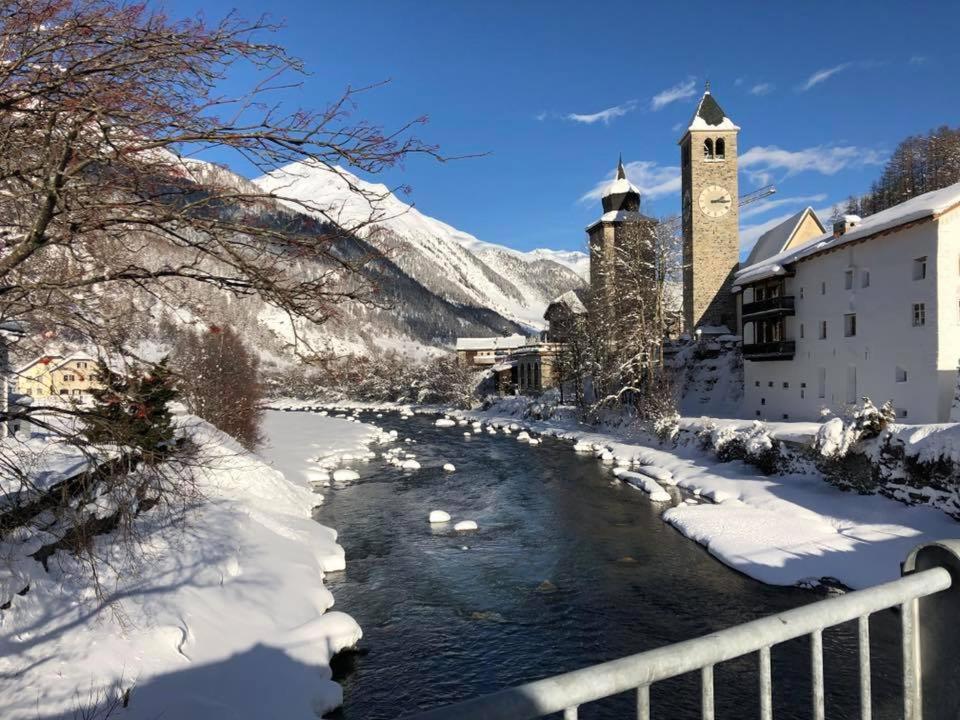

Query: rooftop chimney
[833,214,861,238]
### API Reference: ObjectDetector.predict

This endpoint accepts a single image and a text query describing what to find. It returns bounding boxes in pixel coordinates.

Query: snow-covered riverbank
[1,412,376,720]
[436,402,959,591]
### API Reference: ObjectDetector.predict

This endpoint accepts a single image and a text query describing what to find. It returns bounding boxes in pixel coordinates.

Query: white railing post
[902,540,960,720]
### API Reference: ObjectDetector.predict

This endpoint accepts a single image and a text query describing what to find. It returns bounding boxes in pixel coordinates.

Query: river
[311,409,903,719]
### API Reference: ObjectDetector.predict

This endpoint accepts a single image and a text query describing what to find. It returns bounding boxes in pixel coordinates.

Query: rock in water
[454,520,478,531]
[429,510,451,523]
[332,468,359,482]
[443,463,456,472]
[536,580,558,593]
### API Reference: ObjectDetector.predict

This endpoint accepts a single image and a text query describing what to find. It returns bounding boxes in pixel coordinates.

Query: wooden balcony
[742,340,796,361]
[742,295,795,320]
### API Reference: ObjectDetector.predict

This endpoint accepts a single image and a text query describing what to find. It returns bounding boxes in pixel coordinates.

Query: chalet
[455,334,527,368]
[735,182,960,423]
[17,352,102,399]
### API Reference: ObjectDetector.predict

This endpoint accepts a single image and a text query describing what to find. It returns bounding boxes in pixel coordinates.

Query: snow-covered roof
[736,182,960,287]
[585,210,647,232]
[547,290,587,315]
[680,90,739,140]
[744,207,825,268]
[601,157,640,200]
[16,351,97,375]
[455,334,528,351]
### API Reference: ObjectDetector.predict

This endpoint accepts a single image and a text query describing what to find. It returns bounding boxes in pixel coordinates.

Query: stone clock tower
[679,84,740,332]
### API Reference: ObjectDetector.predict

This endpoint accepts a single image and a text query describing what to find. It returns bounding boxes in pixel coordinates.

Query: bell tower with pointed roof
[586,156,654,333]
[679,83,741,333]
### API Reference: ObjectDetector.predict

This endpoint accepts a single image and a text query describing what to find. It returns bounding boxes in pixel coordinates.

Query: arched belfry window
[703,138,714,159]
[715,137,726,159]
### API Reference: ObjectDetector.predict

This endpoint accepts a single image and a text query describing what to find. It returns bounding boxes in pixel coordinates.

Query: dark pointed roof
[601,155,640,213]
[679,85,740,141]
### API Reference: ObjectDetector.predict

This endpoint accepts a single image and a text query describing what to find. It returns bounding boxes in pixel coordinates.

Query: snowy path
[0,412,377,720]
[453,408,959,590]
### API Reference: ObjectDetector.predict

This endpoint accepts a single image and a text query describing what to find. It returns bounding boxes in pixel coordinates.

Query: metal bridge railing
[404,540,960,720]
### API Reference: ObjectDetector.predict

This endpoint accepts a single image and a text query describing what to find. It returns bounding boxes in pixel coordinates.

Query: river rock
[435,418,456,427]
[536,580,558,594]
[429,510,451,523]
[401,459,421,470]
[443,463,456,472]
[332,468,359,482]
[454,520,478,531]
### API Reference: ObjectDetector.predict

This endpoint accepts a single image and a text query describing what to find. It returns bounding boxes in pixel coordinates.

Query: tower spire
[704,79,711,94]
[616,154,626,180]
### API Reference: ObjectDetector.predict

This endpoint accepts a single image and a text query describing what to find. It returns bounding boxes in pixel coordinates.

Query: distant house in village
[455,334,527,368]
[1,320,26,437]
[17,352,102,399]
[543,290,587,343]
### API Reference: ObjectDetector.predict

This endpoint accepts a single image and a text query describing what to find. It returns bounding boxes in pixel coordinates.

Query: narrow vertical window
[817,368,826,399]
[895,366,908,383]
[844,313,857,337]
[844,269,854,290]
[821,281,826,295]
[703,138,714,159]
[912,303,926,326]
[861,270,870,288]
[819,320,827,339]
[715,137,726,159]
[913,256,927,280]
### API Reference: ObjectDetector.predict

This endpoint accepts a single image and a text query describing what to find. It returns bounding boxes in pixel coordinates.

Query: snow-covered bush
[691,419,783,475]
[814,398,895,459]
[653,413,680,444]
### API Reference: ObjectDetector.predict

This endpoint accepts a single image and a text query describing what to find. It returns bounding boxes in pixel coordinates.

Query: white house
[735,182,960,423]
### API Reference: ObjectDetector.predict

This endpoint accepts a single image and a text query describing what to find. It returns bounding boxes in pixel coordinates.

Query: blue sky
[165,0,958,258]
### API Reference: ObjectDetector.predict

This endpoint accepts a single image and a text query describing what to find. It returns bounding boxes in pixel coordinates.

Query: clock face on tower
[698,184,732,218]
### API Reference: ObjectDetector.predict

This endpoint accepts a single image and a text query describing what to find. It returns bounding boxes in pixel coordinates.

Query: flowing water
[311,410,903,719]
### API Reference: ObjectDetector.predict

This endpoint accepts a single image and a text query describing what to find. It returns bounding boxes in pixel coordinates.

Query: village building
[455,334,527,368]
[543,290,587,343]
[679,84,741,334]
[16,352,102,399]
[735,182,960,423]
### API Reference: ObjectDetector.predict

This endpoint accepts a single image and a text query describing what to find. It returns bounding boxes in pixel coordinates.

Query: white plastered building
[735,183,960,423]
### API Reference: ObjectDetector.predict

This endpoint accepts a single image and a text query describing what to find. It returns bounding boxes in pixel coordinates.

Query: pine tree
[83,358,177,461]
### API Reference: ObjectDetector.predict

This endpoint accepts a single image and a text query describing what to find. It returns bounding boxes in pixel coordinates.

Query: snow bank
[455,400,960,590]
[612,467,672,502]
[1,411,369,719]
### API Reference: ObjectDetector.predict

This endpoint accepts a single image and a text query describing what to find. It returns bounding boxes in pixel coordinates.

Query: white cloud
[580,160,680,203]
[566,100,637,125]
[799,63,851,91]
[739,144,885,185]
[739,193,827,220]
[535,111,548,121]
[909,55,928,65]
[749,82,774,96]
[651,78,697,111]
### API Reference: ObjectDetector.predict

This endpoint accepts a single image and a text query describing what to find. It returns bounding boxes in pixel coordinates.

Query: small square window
[756,410,761,417]
[782,414,789,420]
[897,408,908,419]
[913,256,927,280]
[895,367,908,383]
[761,398,766,405]
[800,382,807,388]
[768,381,773,388]
[755,381,760,387]
[782,382,789,388]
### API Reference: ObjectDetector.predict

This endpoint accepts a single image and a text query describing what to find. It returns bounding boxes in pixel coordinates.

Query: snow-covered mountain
[254,162,587,330]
